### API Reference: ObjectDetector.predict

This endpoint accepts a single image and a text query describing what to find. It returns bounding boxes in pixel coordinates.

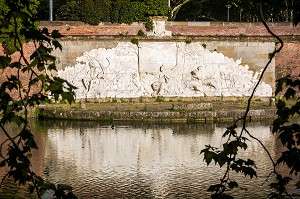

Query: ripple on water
[0,120,286,199]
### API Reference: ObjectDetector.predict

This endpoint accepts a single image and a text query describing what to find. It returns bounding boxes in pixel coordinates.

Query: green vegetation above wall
[176,0,300,23]
[0,0,40,52]
[38,0,170,25]
[36,0,300,24]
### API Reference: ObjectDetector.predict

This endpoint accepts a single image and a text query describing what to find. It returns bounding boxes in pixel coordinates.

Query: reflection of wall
[57,42,273,99]
[0,123,47,185]
[46,124,276,172]
[44,123,277,198]
[46,127,204,175]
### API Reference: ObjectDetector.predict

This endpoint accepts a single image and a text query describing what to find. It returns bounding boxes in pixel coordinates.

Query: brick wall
[167,22,300,36]
[39,21,300,37]
[40,21,146,36]
[0,42,41,99]
[275,43,300,79]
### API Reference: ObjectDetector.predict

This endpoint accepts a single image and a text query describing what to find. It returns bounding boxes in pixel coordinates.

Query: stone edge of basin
[36,106,277,123]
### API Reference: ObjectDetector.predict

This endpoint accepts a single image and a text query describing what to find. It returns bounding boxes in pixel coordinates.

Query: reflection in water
[0,120,291,198]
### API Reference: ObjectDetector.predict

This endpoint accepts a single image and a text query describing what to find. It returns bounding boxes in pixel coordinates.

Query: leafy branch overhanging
[0,0,77,198]
[201,2,299,199]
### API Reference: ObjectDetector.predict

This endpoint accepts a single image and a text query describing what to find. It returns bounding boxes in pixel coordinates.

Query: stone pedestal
[147,16,172,37]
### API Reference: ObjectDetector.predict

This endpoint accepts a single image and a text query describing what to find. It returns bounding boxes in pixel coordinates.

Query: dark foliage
[0,0,77,198]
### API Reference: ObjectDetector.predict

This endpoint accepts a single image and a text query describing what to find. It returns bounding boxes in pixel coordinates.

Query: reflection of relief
[46,124,274,180]
[57,42,273,99]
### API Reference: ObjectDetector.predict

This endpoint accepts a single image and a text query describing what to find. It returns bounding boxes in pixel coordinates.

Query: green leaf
[223,124,237,138]
[239,142,247,150]
[231,163,241,173]
[38,45,50,54]
[275,76,287,95]
[25,138,38,149]
[245,159,256,167]
[67,192,78,199]
[0,56,11,69]
[217,152,228,167]
[41,181,57,191]
[12,115,24,126]
[51,30,62,39]
[284,88,296,99]
[47,63,57,71]
[228,180,238,189]
[61,92,75,104]
[207,184,225,192]
[28,184,35,193]
[203,151,217,165]
[0,161,6,167]
[41,28,50,35]
[211,192,234,199]
[276,99,286,111]
[20,129,33,140]
[57,184,73,191]
[52,40,62,51]
[37,62,45,71]
[296,180,300,189]
[290,102,300,116]
[242,167,257,178]
[38,74,47,81]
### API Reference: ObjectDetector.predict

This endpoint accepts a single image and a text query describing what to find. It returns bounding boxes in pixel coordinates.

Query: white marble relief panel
[57,42,272,99]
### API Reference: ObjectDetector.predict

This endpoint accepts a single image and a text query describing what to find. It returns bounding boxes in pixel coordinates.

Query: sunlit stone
[57,42,272,99]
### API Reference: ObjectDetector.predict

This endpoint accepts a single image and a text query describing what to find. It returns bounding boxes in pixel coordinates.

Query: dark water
[0,120,298,198]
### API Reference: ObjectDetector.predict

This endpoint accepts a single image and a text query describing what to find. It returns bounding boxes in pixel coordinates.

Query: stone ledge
[38,108,276,123]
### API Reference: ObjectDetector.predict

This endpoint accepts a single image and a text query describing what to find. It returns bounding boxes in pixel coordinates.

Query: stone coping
[58,34,300,42]
[40,21,296,27]
[39,108,276,123]
[37,101,277,123]
[40,20,300,37]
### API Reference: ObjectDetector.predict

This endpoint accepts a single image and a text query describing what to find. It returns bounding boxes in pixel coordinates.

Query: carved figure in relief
[81,60,106,98]
[89,76,106,98]
[158,65,170,94]
[151,82,161,97]
[130,73,140,90]
[189,65,221,96]
[166,66,182,95]
[151,65,170,96]
[140,71,155,96]
[191,66,201,81]
[189,66,204,94]
[57,42,273,98]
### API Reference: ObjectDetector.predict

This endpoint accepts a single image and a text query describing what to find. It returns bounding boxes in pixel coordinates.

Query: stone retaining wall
[43,21,300,97]
[1,21,299,100]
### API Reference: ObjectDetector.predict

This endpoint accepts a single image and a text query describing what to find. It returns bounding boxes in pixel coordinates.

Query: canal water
[0,119,296,198]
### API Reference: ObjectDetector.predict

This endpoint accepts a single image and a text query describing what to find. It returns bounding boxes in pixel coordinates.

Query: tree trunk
[171,0,190,20]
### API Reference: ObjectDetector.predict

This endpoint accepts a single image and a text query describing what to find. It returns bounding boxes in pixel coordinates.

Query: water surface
[0,120,294,198]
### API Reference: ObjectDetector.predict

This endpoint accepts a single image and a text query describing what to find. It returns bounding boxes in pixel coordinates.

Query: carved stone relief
[57,42,272,99]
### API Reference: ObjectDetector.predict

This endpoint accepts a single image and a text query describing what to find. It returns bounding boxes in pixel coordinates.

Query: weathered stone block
[173,103,212,110]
